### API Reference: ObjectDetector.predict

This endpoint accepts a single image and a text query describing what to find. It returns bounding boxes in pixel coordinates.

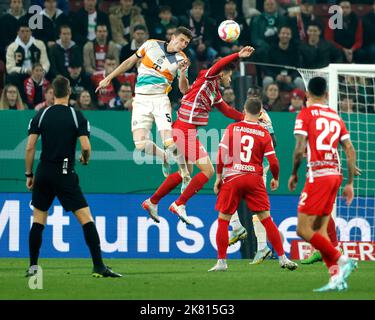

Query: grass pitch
[0,258,374,300]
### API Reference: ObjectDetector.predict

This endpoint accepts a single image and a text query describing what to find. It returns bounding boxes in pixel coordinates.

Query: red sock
[310,232,341,264]
[327,217,339,247]
[260,216,284,256]
[216,218,230,259]
[322,256,339,277]
[175,172,209,206]
[150,172,182,204]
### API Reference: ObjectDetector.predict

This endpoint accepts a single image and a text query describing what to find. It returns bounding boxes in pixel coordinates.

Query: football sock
[82,222,105,270]
[229,211,243,231]
[175,172,209,206]
[260,216,284,256]
[150,172,182,204]
[29,222,45,266]
[253,215,268,251]
[322,256,339,277]
[217,218,230,259]
[310,232,341,265]
[327,217,339,247]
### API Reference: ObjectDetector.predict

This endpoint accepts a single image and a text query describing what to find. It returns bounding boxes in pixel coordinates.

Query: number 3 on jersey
[240,135,254,163]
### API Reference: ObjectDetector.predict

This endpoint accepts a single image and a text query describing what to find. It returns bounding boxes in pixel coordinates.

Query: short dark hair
[308,76,327,97]
[133,24,147,33]
[278,25,292,33]
[175,26,193,40]
[52,76,70,98]
[59,24,71,34]
[95,23,108,32]
[159,5,172,13]
[192,0,204,8]
[306,22,322,31]
[244,97,262,115]
[32,63,43,71]
[105,54,116,62]
[223,62,237,72]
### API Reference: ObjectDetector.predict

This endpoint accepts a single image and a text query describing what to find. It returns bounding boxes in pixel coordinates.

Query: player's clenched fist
[238,46,255,58]
[342,183,354,206]
[214,178,222,195]
[95,77,111,93]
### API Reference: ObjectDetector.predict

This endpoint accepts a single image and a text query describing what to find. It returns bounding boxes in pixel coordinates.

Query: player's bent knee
[74,207,94,225]
[219,212,232,221]
[134,140,147,151]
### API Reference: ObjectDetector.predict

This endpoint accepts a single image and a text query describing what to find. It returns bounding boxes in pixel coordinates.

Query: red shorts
[298,175,343,216]
[172,119,208,163]
[215,174,270,214]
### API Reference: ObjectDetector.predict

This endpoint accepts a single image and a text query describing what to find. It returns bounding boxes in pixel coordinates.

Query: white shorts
[131,93,172,132]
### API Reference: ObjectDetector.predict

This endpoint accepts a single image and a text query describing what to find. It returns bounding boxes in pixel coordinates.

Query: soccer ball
[218,20,240,43]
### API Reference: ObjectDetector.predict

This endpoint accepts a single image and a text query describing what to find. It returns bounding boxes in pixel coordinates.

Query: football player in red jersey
[142,47,255,224]
[209,97,298,272]
[288,76,358,292]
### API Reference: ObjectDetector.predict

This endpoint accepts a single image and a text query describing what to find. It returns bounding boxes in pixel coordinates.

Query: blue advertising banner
[0,193,373,258]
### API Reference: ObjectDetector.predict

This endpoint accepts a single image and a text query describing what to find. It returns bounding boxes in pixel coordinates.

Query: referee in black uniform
[25,75,121,278]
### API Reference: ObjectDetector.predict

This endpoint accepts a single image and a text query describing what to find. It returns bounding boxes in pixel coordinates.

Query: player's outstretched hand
[238,46,255,58]
[288,174,298,191]
[342,183,354,206]
[355,166,362,176]
[26,177,34,190]
[95,77,111,93]
[214,178,222,195]
[270,179,279,191]
[178,59,190,73]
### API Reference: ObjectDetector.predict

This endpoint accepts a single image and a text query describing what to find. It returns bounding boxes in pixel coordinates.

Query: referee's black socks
[29,222,45,266]
[82,222,105,270]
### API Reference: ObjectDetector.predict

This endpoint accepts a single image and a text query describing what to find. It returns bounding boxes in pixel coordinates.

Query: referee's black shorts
[32,162,88,212]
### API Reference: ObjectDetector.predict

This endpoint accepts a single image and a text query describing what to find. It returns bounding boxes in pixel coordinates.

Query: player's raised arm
[206,46,254,77]
[95,53,140,93]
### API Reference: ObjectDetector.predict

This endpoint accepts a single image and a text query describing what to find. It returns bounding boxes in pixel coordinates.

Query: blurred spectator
[325,0,365,63]
[362,1,375,63]
[71,0,112,47]
[6,23,50,99]
[32,0,70,48]
[75,90,98,110]
[0,84,26,110]
[218,0,249,56]
[109,0,147,47]
[49,25,82,78]
[179,0,217,63]
[67,61,94,107]
[83,23,120,76]
[242,0,261,26]
[249,0,288,61]
[34,84,54,110]
[222,87,236,107]
[30,0,69,15]
[299,22,343,69]
[165,25,177,42]
[149,5,178,40]
[339,97,354,113]
[288,0,319,42]
[24,63,50,109]
[262,82,286,112]
[120,24,147,68]
[108,83,133,111]
[288,88,305,112]
[247,86,263,99]
[91,55,127,109]
[263,26,304,91]
[0,0,26,61]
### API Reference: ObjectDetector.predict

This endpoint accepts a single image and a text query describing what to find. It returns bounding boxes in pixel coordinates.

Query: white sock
[279,254,287,261]
[230,211,243,231]
[338,255,349,266]
[253,216,267,251]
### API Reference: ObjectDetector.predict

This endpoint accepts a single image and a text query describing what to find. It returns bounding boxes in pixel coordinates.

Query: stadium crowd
[0,0,374,113]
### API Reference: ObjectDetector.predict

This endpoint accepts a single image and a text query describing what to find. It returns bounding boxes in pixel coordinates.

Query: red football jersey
[293,103,350,181]
[218,120,276,179]
[178,69,223,126]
